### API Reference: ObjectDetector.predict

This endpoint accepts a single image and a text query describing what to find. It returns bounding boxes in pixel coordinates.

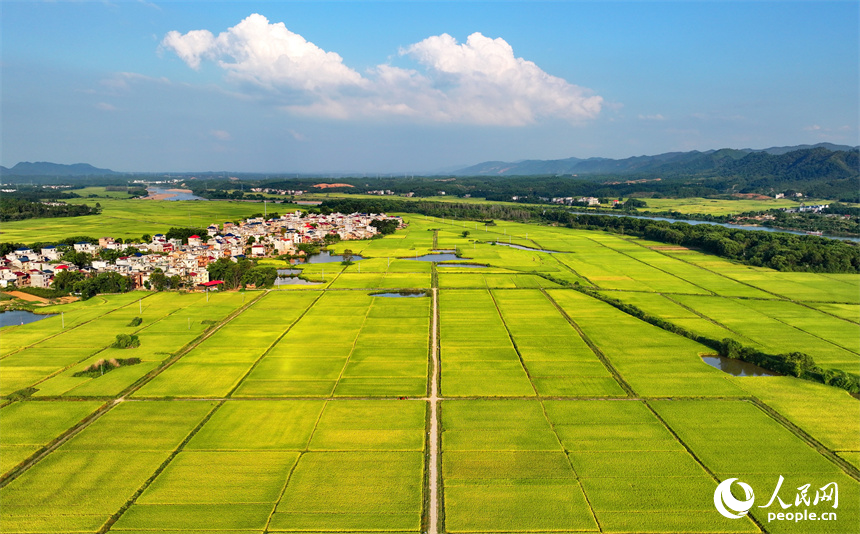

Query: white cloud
[161,29,215,70]
[161,14,362,90]
[210,129,231,141]
[638,113,665,121]
[162,15,603,126]
[804,124,822,131]
[95,102,117,111]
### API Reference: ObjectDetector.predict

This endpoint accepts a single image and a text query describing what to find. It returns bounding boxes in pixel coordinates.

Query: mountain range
[0,161,118,176]
[452,143,857,176]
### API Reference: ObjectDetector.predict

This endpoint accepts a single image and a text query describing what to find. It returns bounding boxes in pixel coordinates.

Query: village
[0,211,403,290]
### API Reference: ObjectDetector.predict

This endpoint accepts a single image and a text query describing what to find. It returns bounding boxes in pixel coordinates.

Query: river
[569,211,860,243]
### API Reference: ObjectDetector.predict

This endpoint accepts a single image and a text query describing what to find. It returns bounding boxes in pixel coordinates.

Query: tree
[62,249,92,269]
[341,249,354,265]
[207,257,255,289]
[370,219,398,235]
[462,230,471,238]
[149,269,168,291]
[241,266,277,288]
[53,270,86,292]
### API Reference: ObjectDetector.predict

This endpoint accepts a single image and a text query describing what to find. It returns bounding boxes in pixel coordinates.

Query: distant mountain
[755,143,856,155]
[453,144,858,176]
[0,161,118,176]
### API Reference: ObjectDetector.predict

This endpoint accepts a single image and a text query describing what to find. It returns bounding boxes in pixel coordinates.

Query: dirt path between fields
[428,287,439,534]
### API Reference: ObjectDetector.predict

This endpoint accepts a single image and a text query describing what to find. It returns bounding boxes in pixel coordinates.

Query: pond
[0,310,55,328]
[370,291,429,298]
[701,355,780,377]
[437,263,488,268]
[274,277,322,286]
[406,253,459,262]
[277,269,303,276]
[493,242,568,253]
[305,251,365,263]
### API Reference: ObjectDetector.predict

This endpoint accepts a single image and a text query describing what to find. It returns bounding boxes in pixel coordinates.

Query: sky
[1,1,858,173]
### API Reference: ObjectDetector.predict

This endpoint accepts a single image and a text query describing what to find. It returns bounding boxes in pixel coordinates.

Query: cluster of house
[1,211,403,290]
[774,192,804,199]
[550,197,605,206]
[781,204,831,214]
[249,187,305,196]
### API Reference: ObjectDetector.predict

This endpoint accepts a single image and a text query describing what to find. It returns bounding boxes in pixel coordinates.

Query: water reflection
[306,251,365,263]
[493,242,567,253]
[406,253,459,261]
[437,263,488,268]
[701,355,779,376]
[0,310,55,328]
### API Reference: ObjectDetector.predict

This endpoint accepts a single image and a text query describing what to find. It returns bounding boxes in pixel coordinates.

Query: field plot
[31,292,248,397]
[593,236,776,298]
[556,233,709,294]
[547,290,746,397]
[640,196,801,214]
[730,377,860,452]
[328,216,434,258]
[442,400,599,532]
[0,400,216,533]
[0,292,194,397]
[0,198,290,243]
[270,400,425,531]
[652,400,860,534]
[233,291,429,397]
[329,258,431,289]
[492,289,624,396]
[808,302,859,322]
[604,291,741,342]
[437,271,561,288]
[115,400,327,532]
[135,291,319,398]
[439,289,534,396]
[658,249,860,303]
[0,291,149,357]
[544,400,758,533]
[0,400,102,475]
[672,295,859,373]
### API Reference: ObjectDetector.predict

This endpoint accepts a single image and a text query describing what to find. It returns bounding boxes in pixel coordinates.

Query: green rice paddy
[1,209,857,533]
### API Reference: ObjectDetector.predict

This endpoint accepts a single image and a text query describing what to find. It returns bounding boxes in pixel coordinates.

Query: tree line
[1,197,100,222]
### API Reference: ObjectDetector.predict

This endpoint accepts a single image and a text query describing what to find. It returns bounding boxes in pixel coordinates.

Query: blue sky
[2,1,857,173]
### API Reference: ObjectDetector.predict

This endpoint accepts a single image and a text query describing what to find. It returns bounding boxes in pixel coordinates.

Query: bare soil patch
[4,291,49,303]
[312,183,355,189]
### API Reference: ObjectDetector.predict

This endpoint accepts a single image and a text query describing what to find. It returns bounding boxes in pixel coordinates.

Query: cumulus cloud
[397,32,603,125]
[161,14,362,90]
[161,15,602,126]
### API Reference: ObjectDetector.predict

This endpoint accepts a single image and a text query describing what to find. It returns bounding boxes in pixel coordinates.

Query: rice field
[0,198,296,243]
[1,213,857,533]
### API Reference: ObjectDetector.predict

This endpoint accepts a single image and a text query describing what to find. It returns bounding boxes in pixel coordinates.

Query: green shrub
[111,334,140,349]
